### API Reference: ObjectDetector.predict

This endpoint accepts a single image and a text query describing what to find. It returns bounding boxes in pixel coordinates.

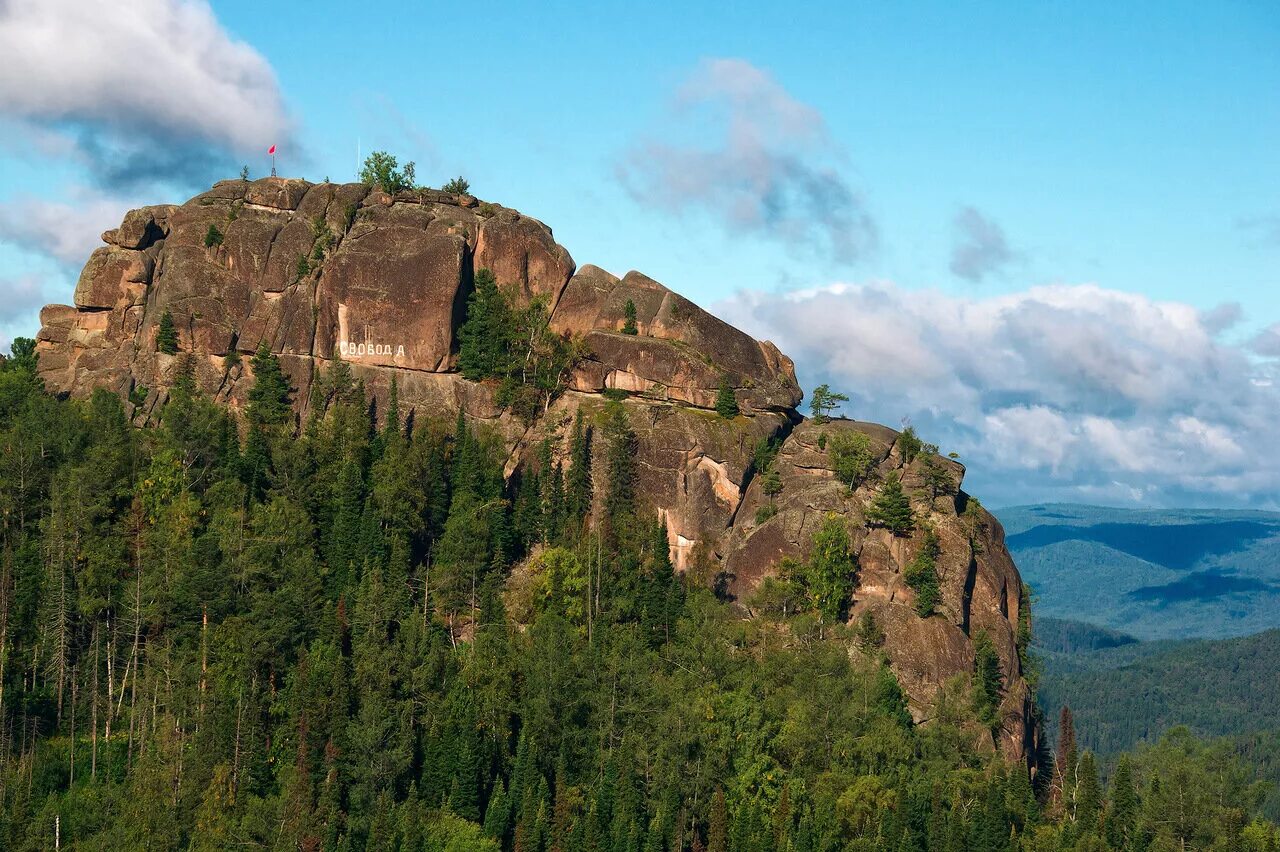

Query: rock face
[35,177,1034,765]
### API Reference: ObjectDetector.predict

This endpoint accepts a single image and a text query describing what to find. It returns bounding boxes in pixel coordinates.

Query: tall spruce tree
[865,471,914,535]
[156,309,180,354]
[715,375,739,419]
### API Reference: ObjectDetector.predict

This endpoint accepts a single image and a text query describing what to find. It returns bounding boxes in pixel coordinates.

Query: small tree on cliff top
[810,383,848,423]
[360,151,416,193]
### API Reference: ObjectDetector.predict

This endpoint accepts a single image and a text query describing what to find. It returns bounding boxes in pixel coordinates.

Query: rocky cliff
[35,177,1036,765]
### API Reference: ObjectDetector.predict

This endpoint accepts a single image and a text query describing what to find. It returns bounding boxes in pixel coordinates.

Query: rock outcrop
[35,177,1034,765]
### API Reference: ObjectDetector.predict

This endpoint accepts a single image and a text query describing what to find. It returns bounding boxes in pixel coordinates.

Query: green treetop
[810,383,848,423]
[359,150,417,193]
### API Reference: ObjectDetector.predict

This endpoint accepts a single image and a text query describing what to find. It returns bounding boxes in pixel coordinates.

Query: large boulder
[553,267,801,412]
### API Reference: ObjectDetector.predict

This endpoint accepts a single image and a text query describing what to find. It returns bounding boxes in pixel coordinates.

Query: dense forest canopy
[0,331,1275,851]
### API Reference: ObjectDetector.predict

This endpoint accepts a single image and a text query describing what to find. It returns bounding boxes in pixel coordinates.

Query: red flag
[267,144,276,155]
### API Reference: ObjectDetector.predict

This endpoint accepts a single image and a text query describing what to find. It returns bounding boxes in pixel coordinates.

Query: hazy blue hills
[997,503,1280,640]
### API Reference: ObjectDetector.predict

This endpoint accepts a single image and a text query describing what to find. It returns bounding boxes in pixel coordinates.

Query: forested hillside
[1038,623,1280,819]
[0,340,1276,850]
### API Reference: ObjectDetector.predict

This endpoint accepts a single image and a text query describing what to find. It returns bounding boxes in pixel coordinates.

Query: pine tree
[622,300,638,335]
[156,310,179,354]
[715,375,739,419]
[865,471,914,536]
[203,223,223,247]
[809,383,848,422]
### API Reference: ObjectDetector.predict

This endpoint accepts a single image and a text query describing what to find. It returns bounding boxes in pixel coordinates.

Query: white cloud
[617,58,876,264]
[0,0,293,188]
[0,189,136,266]
[0,274,53,355]
[716,281,1280,506]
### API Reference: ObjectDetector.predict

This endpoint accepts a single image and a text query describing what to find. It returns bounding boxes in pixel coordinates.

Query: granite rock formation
[35,177,1035,764]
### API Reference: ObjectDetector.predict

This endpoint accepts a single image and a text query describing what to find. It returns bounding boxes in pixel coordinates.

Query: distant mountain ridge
[998,503,1280,640]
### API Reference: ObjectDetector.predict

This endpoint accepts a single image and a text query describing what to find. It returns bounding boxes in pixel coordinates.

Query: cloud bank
[618,58,876,264]
[717,281,1280,506]
[0,0,293,190]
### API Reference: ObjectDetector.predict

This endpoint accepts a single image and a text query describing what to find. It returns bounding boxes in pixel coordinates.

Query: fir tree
[156,309,180,354]
[715,374,739,418]
[457,269,514,380]
[1106,755,1138,849]
[865,471,914,536]
[204,223,223,247]
[622,300,638,335]
[1075,751,1102,833]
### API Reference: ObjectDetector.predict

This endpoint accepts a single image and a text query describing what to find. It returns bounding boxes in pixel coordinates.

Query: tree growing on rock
[828,431,875,490]
[359,151,416,193]
[156,310,179,354]
[204,223,223,248]
[865,471,913,536]
[903,529,941,616]
[715,375,739,419]
[806,514,856,623]
[442,176,471,195]
[622,300,638,335]
[972,629,1003,730]
[809,384,848,423]
[921,454,955,499]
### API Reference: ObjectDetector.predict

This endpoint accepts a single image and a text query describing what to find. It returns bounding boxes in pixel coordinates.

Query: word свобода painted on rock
[338,341,405,357]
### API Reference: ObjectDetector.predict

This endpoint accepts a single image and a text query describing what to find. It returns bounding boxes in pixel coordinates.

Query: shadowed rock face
[35,177,1034,765]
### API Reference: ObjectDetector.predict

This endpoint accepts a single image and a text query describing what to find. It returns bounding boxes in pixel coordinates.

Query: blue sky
[0,0,1277,506]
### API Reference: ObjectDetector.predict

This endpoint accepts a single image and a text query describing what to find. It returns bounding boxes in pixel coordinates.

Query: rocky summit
[35,177,1036,764]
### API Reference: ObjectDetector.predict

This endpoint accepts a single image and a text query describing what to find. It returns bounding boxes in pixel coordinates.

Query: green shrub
[828,431,875,490]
